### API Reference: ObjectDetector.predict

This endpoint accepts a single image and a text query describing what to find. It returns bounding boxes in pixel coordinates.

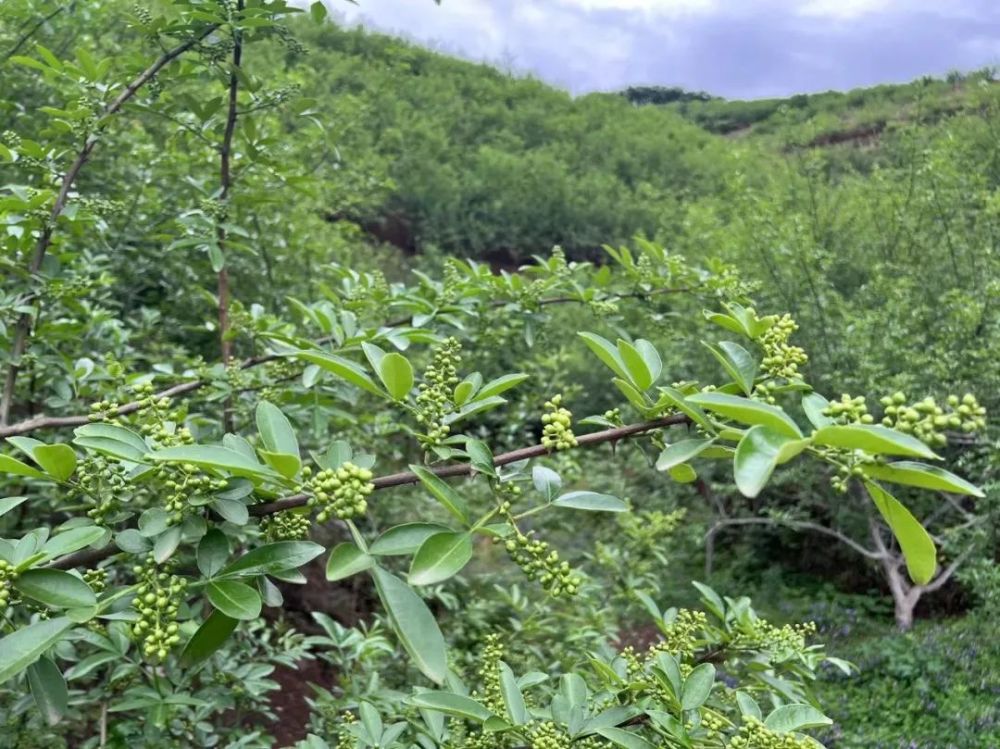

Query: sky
[321,0,1000,99]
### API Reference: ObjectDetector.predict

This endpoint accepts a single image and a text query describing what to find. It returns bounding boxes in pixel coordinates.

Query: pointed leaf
[32,444,76,482]
[498,661,528,725]
[865,482,937,584]
[291,351,384,396]
[409,532,473,585]
[207,580,262,620]
[764,704,832,733]
[220,541,324,578]
[617,339,653,390]
[812,424,938,459]
[370,523,452,556]
[0,617,73,683]
[552,491,627,512]
[862,461,983,497]
[180,611,239,666]
[326,543,374,581]
[372,568,448,683]
[734,426,810,498]
[687,392,802,438]
[377,353,414,401]
[27,656,67,726]
[256,401,299,456]
[656,439,715,471]
[410,465,469,524]
[14,570,96,609]
[578,332,629,381]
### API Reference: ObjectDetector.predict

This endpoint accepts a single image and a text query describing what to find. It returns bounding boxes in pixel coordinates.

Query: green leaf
[667,463,697,483]
[27,656,68,726]
[148,445,277,479]
[326,543,374,581]
[703,341,757,396]
[595,727,657,749]
[763,704,832,733]
[578,332,629,381]
[408,692,493,722]
[180,611,239,667]
[680,663,715,710]
[256,401,299,456]
[377,352,414,400]
[409,532,473,585]
[865,482,937,584]
[370,523,453,556]
[409,465,469,524]
[476,373,529,400]
[658,387,714,432]
[197,530,230,578]
[0,617,73,683]
[211,498,249,525]
[801,393,834,429]
[372,567,448,684]
[310,0,328,24]
[72,423,149,462]
[0,453,45,479]
[39,526,105,561]
[687,392,802,438]
[498,661,528,725]
[655,439,715,472]
[153,526,181,563]
[15,570,96,609]
[291,351,384,397]
[634,339,662,385]
[259,450,301,480]
[32,444,76,482]
[862,461,983,497]
[812,424,938,459]
[552,491,627,512]
[220,541,324,578]
[617,339,653,390]
[734,426,810,498]
[736,692,762,720]
[207,580,262,620]
[0,496,29,518]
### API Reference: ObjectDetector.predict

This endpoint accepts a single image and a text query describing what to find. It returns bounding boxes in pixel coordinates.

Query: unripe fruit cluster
[541,394,577,451]
[164,465,227,521]
[528,721,571,749]
[476,634,505,716]
[648,609,709,660]
[0,560,18,608]
[416,337,462,445]
[760,314,807,380]
[502,530,581,597]
[880,391,986,447]
[823,393,874,425]
[261,509,312,541]
[131,556,186,662]
[84,568,108,594]
[727,716,814,748]
[307,462,375,522]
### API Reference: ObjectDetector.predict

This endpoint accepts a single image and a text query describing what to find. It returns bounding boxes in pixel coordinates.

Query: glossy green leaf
[256,401,299,456]
[655,438,715,472]
[812,424,938,459]
[476,372,529,400]
[207,580,262,620]
[32,444,77,482]
[27,656,68,726]
[734,426,810,498]
[687,392,802,438]
[0,453,45,479]
[259,450,301,480]
[578,332,629,381]
[865,482,937,584]
[0,617,73,683]
[39,526,105,561]
[552,491,627,512]
[292,350,384,396]
[73,423,149,458]
[658,387,714,432]
[370,523,453,556]
[862,461,983,497]
[703,340,756,396]
[763,704,833,733]
[377,352,414,400]
[409,532,473,585]
[498,661,528,725]
[668,463,697,483]
[219,541,324,578]
[801,392,834,429]
[148,445,277,479]
[0,496,29,518]
[680,663,715,710]
[197,529,230,578]
[180,611,239,667]
[372,567,448,684]
[596,727,657,749]
[15,570,96,609]
[326,543,374,581]
[408,691,493,722]
[617,339,653,390]
[410,465,469,524]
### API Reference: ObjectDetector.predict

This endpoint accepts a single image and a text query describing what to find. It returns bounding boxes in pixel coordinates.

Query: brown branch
[0,286,696,438]
[48,414,688,570]
[707,516,886,561]
[216,2,242,433]
[1,24,220,426]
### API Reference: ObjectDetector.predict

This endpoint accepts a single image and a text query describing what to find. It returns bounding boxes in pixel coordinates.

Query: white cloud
[557,0,717,13]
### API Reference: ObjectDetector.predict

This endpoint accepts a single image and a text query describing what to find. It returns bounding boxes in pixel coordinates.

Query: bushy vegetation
[0,2,997,747]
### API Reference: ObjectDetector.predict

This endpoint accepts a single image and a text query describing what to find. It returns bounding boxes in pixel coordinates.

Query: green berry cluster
[503,530,581,597]
[541,395,577,451]
[77,456,128,525]
[88,398,121,422]
[823,393,875,425]
[696,710,730,741]
[335,711,358,749]
[416,337,462,445]
[880,392,986,446]
[759,314,807,380]
[131,557,186,662]
[493,481,522,514]
[84,568,108,594]
[475,634,506,715]
[528,721,571,749]
[732,619,816,662]
[307,462,374,522]
[603,407,622,426]
[647,609,709,660]
[589,299,619,317]
[164,465,227,522]
[261,509,312,541]
[0,560,18,609]
[727,716,813,749]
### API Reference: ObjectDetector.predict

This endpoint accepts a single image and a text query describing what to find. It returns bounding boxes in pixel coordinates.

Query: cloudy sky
[323,0,1000,99]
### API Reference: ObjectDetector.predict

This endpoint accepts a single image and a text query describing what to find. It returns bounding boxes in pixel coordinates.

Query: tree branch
[48,413,688,570]
[0,24,219,426]
[1,3,66,62]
